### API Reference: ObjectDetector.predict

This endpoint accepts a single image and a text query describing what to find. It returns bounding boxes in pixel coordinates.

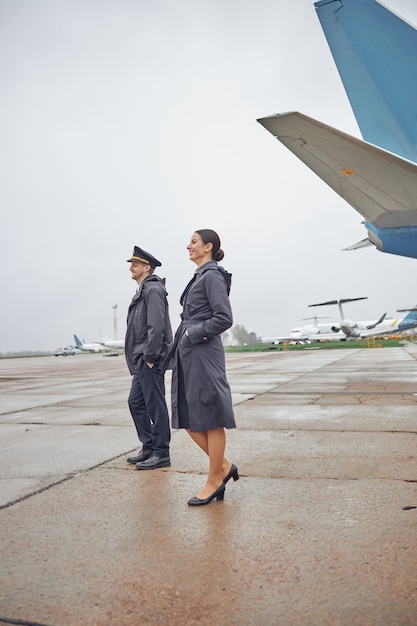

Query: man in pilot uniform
[125,246,173,469]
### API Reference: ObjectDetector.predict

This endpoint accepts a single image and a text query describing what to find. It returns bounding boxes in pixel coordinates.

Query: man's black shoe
[127,448,153,465]
[135,454,171,470]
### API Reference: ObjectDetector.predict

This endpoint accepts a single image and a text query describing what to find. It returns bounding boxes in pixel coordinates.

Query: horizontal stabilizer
[309,297,367,308]
[300,316,333,321]
[397,307,417,313]
[343,238,374,251]
[257,112,417,231]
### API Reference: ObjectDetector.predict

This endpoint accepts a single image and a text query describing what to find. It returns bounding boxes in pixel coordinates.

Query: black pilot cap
[126,246,162,269]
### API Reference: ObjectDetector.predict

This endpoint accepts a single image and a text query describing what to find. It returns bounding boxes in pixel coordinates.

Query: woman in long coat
[171,229,239,506]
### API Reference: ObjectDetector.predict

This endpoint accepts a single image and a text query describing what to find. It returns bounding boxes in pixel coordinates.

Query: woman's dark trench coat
[171,261,236,432]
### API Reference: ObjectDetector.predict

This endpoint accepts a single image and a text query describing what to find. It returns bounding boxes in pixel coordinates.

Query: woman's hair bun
[195,229,224,261]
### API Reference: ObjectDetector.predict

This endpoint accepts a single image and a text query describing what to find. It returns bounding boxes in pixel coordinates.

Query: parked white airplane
[266,298,417,343]
[98,331,124,350]
[306,298,385,339]
[307,298,417,339]
[289,316,346,342]
[73,334,110,353]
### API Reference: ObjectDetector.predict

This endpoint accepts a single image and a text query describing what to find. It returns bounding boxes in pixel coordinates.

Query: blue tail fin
[399,308,417,330]
[315,0,417,163]
[73,334,83,349]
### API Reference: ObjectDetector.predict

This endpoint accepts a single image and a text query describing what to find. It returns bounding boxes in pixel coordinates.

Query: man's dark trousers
[128,362,170,457]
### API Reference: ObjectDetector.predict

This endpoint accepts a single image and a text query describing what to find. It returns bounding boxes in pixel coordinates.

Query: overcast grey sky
[2,0,417,352]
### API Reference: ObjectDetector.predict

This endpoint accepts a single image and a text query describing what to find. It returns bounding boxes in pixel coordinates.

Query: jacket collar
[195,260,217,276]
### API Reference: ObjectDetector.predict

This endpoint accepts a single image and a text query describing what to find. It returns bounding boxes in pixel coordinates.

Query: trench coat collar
[195,260,218,276]
[180,261,218,306]
[131,274,160,302]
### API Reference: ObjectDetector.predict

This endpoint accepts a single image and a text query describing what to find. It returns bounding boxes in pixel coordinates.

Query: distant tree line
[0,351,53,358]
[224,324,261,346]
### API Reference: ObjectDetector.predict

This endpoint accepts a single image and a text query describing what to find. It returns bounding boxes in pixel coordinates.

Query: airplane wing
[315,0,417,163]
[257,111,417,260]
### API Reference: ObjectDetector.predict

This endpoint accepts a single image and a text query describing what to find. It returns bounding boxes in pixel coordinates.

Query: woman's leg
[186,429,232,481]
[186,429,208,453]
[186,428,225,499]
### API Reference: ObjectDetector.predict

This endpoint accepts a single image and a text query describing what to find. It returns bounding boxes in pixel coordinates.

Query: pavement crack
[0,616,53,626]
[0,451,137,511]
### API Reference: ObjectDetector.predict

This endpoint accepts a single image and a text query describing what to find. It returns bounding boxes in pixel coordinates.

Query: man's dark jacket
[125,275,173,375]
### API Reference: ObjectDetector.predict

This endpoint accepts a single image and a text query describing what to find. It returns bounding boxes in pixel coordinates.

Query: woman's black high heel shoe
[187,483,225,506]
[223,463,239,485]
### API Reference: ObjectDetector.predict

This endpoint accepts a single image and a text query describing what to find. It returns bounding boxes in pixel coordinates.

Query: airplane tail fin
[99,329,111,342]
[398,307,417,329]
[366,312,387,330]
[73,334,84,349]
[315,0,417,163]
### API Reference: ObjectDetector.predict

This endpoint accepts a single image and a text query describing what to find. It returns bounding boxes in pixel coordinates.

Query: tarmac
[0,345,416,626]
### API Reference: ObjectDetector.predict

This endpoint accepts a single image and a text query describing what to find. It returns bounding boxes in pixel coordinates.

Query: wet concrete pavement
[0,346,416,625]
